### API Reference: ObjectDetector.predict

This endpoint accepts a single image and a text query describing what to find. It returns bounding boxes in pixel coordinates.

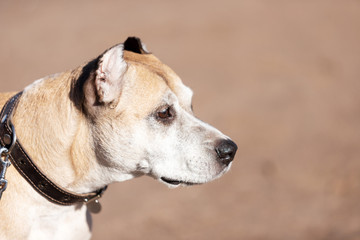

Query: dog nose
[215,139,237,165]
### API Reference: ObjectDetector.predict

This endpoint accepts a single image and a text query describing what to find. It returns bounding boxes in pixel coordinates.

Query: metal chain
[0,113,17,200]
[0,147,11,199]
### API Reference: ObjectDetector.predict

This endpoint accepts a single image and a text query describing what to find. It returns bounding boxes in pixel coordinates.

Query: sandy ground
[1,1,360,239]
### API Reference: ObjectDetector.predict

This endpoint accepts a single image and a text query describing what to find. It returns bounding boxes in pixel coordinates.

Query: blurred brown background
[1,0,360,239]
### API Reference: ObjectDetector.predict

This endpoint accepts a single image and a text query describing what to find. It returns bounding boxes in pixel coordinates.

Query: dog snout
[215,139,237,166]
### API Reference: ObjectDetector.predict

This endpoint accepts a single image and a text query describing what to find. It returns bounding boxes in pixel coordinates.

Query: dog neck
[11,68,118,194]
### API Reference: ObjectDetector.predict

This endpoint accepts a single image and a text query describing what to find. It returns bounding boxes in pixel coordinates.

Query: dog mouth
[160,177,199,186]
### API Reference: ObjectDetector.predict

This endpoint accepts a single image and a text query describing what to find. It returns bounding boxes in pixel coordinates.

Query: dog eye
[157,106,172,119]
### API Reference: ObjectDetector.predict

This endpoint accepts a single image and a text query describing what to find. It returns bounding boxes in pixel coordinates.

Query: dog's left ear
[95,44,127,104]
[80,37,149,115]
[94,37,148,104]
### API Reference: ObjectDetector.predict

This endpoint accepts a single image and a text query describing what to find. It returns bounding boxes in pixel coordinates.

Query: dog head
[76,37,237,187]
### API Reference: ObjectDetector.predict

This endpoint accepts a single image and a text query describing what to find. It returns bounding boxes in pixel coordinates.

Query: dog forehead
[123,51,193,107]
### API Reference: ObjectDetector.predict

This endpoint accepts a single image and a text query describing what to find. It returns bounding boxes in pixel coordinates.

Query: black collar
[0,92,107,210]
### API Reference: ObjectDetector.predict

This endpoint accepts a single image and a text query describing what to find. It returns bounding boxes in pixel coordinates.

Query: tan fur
[0,71,95,238]
[123,51,193,112]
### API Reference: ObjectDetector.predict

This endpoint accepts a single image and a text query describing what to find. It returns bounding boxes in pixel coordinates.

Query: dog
[0,37,237,239]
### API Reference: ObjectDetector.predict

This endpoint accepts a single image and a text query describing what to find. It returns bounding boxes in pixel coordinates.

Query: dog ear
[94,44,127,104]
[79,39,148,115]
[124,37,149,54]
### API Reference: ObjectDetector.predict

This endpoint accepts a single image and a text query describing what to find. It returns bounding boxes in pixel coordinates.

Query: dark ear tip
[124,36,149,54]
[124,36,140,45]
